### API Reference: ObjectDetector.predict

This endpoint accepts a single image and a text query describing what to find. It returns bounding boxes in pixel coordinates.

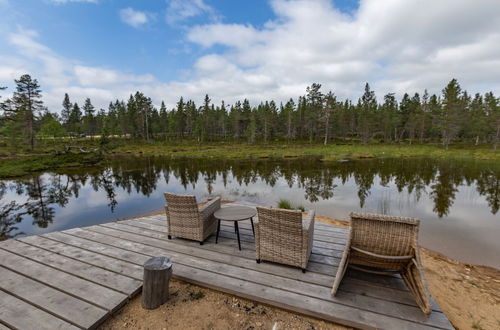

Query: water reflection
[0,156,499,266]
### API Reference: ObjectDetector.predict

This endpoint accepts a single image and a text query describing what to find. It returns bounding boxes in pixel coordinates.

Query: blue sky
[1,0,499,111]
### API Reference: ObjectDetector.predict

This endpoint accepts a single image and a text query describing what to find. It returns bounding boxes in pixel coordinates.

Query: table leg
[250,217,255,236]
[215,219,221,244]
[234,221,241,251]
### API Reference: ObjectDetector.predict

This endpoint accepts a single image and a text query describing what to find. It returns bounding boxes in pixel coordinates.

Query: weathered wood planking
[0,248,127,312]
[0,266,108,329]
[19,235,144,281]
[66,225,450,327]
[0,290,79,330]
[0,214,453,330]
[0,240,141,296]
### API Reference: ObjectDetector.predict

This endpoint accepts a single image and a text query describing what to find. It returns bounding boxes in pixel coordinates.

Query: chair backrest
[164,193,200,223]
[349,212,419,257]
[257,206,303,232]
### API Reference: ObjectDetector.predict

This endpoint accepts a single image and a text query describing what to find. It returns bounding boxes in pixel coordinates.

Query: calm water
[1,156,499,268]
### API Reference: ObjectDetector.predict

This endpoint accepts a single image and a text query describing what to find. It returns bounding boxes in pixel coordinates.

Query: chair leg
[302,268,306,274]
[168,235,172,239]
[199,241,204,246]
[256,259,261,264]
[235,221,241,251]
[215,219,221,244]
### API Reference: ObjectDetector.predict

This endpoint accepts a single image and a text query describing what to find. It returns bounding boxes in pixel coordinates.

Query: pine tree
[69,102,82,135]
[323,91,336,145]
[159,101,168,139]
[11,74,44,149]
[82,98,96,137]
[418,91,430,143]
[175,97,186,138]
[305,83,323,143]
[380,93,398,142]
[441,79,463,149]
[467,93,487,145]
[61,93,72,127]
[283,99,295,143]
[484,92,500,149]
[359,83,377,144]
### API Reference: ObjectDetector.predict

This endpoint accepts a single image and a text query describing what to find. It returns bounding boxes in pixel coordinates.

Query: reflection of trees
[476,169,500,215]
[95,156,500,218]
[1,155,499,240]
[0,182,26,240]
[0,201,25,240]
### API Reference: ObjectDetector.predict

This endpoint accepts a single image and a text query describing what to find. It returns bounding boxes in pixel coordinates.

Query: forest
[1,74,499,150]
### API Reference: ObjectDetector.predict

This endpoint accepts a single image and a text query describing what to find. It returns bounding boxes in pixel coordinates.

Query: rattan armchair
[164,193,220,245]
[331,212,432,315]
[255,207,315,273]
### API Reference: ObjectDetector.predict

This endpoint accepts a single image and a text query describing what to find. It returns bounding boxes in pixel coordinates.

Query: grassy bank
[0,152,103,178]
[108,140,499,161]
[1,139,498,178]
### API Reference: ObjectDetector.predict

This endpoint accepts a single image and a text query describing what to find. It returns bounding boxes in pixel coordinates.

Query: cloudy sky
[1,0,499,111]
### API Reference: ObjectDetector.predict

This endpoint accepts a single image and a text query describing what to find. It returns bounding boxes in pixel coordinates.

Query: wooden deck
[0,208,453,330]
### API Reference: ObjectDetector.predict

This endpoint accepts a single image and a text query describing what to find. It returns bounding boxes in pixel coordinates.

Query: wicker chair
[331,212,432,315]
[164,193,220,245]
[255,207,315,273]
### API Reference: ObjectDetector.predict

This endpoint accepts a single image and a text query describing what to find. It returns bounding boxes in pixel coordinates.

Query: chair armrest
[200,196,221,220]
[302,210,315,232]
[351,246,413,260]
[302,210,315,250]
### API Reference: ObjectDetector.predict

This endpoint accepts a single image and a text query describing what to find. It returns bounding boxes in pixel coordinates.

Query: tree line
[1,74,499,149]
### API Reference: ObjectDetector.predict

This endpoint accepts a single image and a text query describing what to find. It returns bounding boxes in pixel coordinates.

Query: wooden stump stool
[141,256,173,310]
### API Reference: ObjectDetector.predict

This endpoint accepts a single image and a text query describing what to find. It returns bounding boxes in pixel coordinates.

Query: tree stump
[141,256,173,310]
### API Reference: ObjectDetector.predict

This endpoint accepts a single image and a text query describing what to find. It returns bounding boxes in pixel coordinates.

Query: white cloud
[119,8,149,28]
[0,27,158,110]
[48,0,98,4]
[74,65,154,86]
[2,0,500,112]
[166,0,219,25]
[183,0,500,102]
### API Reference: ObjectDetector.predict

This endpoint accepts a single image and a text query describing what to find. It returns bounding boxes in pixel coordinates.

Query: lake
[1,156,499,268]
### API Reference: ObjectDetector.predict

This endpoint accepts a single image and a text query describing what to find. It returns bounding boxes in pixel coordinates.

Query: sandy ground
[100,210,500,330]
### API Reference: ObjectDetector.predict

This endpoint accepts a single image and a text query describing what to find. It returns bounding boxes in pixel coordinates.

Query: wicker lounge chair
[164,193,220,245]
[255,207,315,273]
[331,212,432,315]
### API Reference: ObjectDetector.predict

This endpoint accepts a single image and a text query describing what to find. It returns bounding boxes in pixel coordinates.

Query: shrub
[277,199,292,209]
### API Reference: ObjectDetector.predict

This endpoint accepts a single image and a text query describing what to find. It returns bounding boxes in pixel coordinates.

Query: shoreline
[100,207,500,330]
[1,142,498,178]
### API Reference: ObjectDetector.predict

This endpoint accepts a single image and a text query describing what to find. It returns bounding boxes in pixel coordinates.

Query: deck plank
[0,215,453,330]
[68,226,450,327]
[100,221,410,289]
[0,290,79,330]
[98,222,338,275]
[0,266,108,329]
[19,235,143,281]
[0,248,127,312]
[0,239,142,296]
[79,223,442,310]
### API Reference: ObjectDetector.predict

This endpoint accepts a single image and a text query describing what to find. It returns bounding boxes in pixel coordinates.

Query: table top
[214,205,257,221]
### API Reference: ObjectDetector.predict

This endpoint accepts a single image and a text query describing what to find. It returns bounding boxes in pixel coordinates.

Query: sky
[1,0,500,111]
